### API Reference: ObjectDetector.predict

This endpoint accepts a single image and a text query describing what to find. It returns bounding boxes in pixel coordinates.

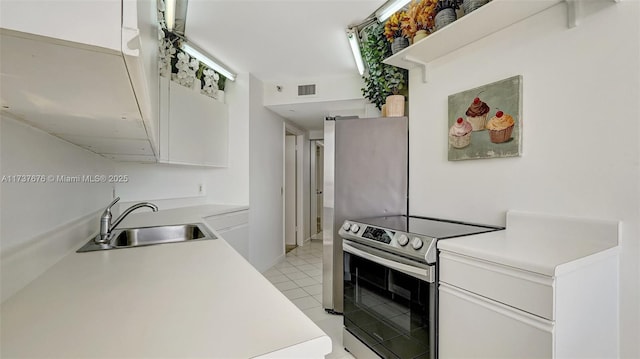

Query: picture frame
[447,75,523,161]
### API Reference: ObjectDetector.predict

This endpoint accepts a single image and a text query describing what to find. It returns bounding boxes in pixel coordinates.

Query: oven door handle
[343,241,434,283]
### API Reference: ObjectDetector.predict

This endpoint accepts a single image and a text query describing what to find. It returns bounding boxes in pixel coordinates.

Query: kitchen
[1,0,638,358]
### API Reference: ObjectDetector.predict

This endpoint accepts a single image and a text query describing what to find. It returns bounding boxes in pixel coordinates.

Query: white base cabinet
[205,210,249,260]
[437,211,620,359]
[439,282,552,359]
[438,249,619,359]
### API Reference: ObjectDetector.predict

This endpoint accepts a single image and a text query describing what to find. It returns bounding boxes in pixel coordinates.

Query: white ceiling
[184,0,382,131]
[268,99,368,131]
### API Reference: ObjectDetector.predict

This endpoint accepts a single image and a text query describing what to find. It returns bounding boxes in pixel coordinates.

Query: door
[284,134,297,247]
[316,142,324,235]
[310,140,324,239]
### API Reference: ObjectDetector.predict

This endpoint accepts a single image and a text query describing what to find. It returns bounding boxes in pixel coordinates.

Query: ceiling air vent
[298,84,316,96]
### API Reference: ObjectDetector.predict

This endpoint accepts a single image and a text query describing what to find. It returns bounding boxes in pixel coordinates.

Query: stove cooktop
[339,215,503,264]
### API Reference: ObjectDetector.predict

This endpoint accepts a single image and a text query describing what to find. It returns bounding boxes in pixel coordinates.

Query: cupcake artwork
[466,97,490,131]
[449,118,473,148]
[486,111,515,143]
[447,75,522,161]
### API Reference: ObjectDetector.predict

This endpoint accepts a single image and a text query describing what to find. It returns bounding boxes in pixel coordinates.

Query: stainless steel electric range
[339,215,504,359]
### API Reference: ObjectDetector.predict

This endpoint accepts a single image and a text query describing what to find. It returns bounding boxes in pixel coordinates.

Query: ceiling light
[376,0,412,21]
[165,0,176,32]
[180,42,237,81]
[347,28,365,76]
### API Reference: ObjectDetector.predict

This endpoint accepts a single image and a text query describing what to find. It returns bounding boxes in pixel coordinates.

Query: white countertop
[117,204,250,228]
[437,210,620,276]
[1,205,331,358]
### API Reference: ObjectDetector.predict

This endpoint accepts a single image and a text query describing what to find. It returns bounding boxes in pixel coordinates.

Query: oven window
[344,251,435,359]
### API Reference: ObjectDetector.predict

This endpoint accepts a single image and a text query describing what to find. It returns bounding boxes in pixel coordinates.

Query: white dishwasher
[437,211,619,359]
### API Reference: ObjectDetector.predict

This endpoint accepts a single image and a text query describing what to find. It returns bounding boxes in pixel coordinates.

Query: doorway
[284,132,297,253]
[310,140,324,240]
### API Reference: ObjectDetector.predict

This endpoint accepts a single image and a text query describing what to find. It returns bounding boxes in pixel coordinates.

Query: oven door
[343,240,436,359]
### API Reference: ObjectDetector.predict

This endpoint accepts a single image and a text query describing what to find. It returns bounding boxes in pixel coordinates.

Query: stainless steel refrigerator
[322,116,408,313]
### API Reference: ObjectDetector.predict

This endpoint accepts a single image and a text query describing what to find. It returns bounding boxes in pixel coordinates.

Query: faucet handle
[101,197,120,218]
[98,197,120,243]
[106,196,120,210]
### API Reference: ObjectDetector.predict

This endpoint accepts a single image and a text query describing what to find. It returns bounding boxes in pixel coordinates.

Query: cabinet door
[122,0,160,155]
[439,283,553,359]
[0,0,122,52]
[166,80,229,166]
[218,225,249,260]
[204,210,249,260]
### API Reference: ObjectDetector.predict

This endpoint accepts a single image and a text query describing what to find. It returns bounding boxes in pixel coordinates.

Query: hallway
[262,239,354,359]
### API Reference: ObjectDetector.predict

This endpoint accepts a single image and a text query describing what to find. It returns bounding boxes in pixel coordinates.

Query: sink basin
[112,224,209,247]
[77,223,216,252]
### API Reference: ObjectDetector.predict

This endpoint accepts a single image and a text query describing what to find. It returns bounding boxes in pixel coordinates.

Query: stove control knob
[342,222,351,231]
[397,234,409,246]
[411,237,424,250]
[350,224,360,233]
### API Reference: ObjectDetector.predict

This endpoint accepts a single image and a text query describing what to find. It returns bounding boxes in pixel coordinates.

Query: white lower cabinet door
[204,210,249,260]
[439,282,553,359]
[218,224,249,260]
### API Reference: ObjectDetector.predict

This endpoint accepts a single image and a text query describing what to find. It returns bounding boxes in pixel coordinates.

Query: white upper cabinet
[0,0,159,162]
[159,77,229,167]
[0,0,122,52]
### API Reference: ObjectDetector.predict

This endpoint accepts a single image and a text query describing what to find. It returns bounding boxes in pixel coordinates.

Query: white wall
[408,2,638,357]
[0,117,114,301]
[114,73,250,207]
[309,130,323,140]
[249,74,287,272]
[263,73,364,106]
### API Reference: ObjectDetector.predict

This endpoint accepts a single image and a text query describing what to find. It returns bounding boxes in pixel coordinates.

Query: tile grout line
[262,238,354,359]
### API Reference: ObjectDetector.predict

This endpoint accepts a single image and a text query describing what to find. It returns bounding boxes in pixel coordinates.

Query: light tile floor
[263,238,355,359]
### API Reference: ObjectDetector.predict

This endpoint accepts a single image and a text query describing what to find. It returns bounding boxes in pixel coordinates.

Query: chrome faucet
[96,197,158,244]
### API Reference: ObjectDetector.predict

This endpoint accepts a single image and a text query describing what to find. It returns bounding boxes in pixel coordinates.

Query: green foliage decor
[360,22,408,110]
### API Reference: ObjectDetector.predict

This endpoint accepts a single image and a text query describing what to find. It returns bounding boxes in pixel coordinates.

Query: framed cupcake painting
[447,75,522,161]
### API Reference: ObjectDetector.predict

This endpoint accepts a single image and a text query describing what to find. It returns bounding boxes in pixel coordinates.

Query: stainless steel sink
[77,223,216,252]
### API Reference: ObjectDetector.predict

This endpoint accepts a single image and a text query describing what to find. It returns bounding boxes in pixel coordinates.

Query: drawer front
[204,210,249,231]
[439,251,554,320]
[439,282,553,359]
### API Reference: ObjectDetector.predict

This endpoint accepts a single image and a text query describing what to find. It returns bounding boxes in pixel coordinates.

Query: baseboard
[259,253,286,273]
[1,210,101,303]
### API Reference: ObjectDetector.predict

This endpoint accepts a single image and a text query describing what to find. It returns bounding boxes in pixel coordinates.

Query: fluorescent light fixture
[376,0,412,21]
[165,0,176,32]
[180,42,237,81]
[347,28,365,76]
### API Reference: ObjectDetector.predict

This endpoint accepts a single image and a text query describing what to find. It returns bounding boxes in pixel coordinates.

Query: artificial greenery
[360,22,408,110]
[158,4,227,93]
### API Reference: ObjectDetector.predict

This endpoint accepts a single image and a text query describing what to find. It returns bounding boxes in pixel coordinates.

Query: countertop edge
[438,224,619,277]
[1,203,334,359]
